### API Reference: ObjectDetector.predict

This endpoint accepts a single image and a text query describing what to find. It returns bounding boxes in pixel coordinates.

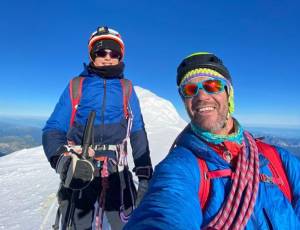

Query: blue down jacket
[124,125,300,229]
[42,66,152,173]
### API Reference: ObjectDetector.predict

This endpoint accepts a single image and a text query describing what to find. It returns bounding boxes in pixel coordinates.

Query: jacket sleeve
[124,147,202,229]
[129,88,153,180]
[276,146,300,219]
[42,84,72,168]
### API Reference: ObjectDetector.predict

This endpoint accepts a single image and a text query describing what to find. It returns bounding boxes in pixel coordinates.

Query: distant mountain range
[0,88,299,159]
[247,127,300,157]
[254,134,300,157]
[1,123,299,158]
[0,121,42,156]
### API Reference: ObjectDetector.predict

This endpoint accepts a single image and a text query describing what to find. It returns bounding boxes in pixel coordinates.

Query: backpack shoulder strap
[69,76,85,127]
[197,158,210,210]
[120,78,133,118]
[197,140,293,210]
[197,158,232,210]
[256,140,292,202]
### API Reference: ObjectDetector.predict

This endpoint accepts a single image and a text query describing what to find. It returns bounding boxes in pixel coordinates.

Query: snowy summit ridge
[135,86,186,129]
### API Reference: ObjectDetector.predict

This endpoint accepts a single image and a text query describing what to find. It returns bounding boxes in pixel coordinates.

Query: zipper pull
[223,150,232,163]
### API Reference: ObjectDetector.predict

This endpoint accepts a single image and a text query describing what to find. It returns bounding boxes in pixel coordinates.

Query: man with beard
[124,52,300,229]
[42,26,152,229]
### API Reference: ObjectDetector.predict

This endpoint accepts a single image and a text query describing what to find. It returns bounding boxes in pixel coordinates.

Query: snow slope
[134,87,186,166]
[0,146,59,229]
[0,86,187,229]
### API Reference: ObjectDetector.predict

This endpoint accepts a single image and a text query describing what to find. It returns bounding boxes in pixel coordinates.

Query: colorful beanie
[176,52,235,114]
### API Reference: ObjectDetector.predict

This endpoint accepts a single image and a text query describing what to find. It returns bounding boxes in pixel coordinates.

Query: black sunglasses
[95,49,121,59]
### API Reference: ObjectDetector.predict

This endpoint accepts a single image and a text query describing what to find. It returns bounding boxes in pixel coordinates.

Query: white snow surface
[0,86,187,229]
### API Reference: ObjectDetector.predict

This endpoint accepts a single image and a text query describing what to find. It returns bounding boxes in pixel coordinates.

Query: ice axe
[64,110,96,190]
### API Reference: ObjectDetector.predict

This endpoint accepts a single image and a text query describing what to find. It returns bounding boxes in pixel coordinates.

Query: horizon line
[0,113,300,130]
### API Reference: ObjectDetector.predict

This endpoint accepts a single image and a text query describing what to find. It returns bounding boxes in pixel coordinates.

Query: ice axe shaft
[82,110,96,158]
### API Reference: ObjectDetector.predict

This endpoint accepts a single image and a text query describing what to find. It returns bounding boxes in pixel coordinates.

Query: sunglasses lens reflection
[181,79,225,97]
[203,80,223,93]
[183,84,198,97]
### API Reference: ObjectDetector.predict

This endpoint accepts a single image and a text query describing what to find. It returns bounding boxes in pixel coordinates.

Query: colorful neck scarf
[190,119,244,145]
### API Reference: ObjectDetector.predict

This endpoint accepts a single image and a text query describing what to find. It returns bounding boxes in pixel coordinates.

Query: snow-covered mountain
[135,86,186,129]
[0,86,187,229]
[134,87,187,166]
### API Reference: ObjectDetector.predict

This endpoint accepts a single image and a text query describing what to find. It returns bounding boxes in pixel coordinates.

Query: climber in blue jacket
[42,26,152,230]
[124,52,300,229]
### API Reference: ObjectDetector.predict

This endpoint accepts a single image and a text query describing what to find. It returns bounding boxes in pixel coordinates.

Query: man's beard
[191,105,229,133]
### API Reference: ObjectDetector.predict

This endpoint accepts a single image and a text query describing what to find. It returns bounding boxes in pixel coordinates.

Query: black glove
[135,179,149,207]
[56,146,94,190]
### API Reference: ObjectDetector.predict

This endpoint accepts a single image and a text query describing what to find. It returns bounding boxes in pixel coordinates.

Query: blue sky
[1,0,299,127]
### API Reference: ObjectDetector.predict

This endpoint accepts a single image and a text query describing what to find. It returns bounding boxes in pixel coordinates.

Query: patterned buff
[190,120,244,145]
[205,131,260,230]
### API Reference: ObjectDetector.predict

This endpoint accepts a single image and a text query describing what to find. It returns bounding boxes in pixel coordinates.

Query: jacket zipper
[99,79,106,145]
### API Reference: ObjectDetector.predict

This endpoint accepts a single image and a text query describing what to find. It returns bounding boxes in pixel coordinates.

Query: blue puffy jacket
[124,125,300,229]
[42,65,152,177]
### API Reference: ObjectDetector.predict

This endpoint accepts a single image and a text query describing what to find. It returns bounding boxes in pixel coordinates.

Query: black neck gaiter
[88,62,125,79]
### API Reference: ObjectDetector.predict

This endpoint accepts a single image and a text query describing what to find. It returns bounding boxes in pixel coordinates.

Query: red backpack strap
[197,158,210,210]
[256,140,292,202]
[120,79,133,118]
[197,158,233,210]
[69,76,84,127]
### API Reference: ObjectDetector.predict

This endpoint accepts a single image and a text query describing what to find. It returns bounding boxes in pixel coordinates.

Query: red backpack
[68,76,133,126]
[198,140,292,210]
